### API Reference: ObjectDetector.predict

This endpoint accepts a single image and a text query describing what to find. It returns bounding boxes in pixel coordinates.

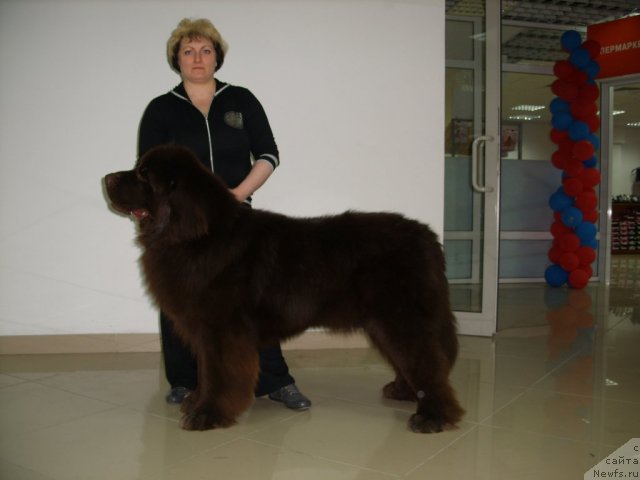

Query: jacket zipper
[170,88,217,172]
[203,116,214,172]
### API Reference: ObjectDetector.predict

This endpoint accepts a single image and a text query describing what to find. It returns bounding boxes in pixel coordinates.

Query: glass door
[599,75,640,284]
[444,0,501,336]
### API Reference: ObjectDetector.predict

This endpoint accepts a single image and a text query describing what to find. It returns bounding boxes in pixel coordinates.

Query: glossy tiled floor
[1,257,639,479]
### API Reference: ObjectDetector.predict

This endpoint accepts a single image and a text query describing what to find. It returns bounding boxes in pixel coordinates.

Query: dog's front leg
[180,332,259,431]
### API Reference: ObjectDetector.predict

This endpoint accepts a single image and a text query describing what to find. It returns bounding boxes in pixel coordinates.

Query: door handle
[471,135,494,193]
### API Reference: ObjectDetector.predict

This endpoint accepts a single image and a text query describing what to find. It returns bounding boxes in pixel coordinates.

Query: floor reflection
[0,257,638,479]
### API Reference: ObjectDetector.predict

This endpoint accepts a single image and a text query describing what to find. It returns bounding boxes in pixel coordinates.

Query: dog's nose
[104,173,120,189]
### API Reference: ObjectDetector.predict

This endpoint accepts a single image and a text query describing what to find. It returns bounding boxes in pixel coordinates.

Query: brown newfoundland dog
[103,145,464,433]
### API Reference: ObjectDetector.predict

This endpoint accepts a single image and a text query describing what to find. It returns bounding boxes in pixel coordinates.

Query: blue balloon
[584,156,598,168]
[545,264,568,287]
[562,206,583,228]
[550,97,570,114]
[549,188,573,212]
[583,238,598,249]
[568,121,590,141]
[552,112,573,131]
[561,30,582,52]
[588,133,600,150]
[570,48,591,68]
[576,221,597,243]
[584,60,600,79]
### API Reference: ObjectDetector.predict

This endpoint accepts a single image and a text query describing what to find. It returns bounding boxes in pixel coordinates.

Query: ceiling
[446,0,639,28]
[446,0,640,128]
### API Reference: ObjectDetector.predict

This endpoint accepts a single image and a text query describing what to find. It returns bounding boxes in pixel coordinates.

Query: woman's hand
[230,187,249,203]
[229,160,274,203]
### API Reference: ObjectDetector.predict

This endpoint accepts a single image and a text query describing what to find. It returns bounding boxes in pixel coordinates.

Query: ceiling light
[627,122,640,127]
[613,110,626,116]
[512,104,546,112]
[508,114,541,121]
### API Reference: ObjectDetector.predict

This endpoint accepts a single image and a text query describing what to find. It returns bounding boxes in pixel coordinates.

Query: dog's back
[234,209,451,338]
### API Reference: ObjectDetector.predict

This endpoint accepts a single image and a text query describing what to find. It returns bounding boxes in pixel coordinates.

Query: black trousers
[159,312,295,396]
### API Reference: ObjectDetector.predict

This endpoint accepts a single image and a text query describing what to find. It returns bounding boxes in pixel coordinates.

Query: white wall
[0,0,445,336]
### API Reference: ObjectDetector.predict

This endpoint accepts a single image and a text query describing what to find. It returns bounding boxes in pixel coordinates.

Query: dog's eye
[168,178,177,191]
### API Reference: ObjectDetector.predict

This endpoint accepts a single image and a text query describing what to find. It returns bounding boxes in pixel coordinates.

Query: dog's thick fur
[104,145,464,433]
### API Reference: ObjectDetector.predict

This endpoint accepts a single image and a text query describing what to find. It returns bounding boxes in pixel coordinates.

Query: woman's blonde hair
[166,18,229,74]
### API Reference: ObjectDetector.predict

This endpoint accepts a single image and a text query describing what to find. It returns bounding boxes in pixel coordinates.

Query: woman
[138,18,311,410]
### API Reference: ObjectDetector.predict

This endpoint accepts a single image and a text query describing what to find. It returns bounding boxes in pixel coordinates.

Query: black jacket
[138,81,279,194]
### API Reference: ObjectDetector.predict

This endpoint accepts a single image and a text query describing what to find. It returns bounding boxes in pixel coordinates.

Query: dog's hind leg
[180,332,259,431]
[382,374,416,402]
[366,333,415,402]
[365,321,464,433]
[405,343,465,434]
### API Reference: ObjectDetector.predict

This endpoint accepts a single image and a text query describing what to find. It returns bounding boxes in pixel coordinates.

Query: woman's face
[177,36,217,83]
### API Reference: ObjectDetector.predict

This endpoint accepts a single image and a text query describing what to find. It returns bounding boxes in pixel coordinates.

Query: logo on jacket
[224,111,244,129]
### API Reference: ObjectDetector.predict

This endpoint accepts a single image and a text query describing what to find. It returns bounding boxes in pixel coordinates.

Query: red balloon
[578,84,599,102]
[560,252,580,271]
[559,233,581,252]
[563,177,584,196]
[548,246,563,263]
[554,211,562,222]
[553,60,576,79]
[550,79,564,96]
[571,101,597,120]
[573,140,595,161]
[581,209,599,223]
[551,221,571,238]
[568,70,589,86]
[579,168,601,187]
[559,138,575,154]
[576,246,596,265]
[576,189,598,210]
[582,39,601,59]
[550,128,568,145]
[569,268,590,289]
[585,115,600,132]
[562,84,580,102]
[564,160,584,178]
[552,79,579,101]
[552,150,569,169]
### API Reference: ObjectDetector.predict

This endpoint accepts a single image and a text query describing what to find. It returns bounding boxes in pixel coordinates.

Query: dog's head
[104,145,238,246]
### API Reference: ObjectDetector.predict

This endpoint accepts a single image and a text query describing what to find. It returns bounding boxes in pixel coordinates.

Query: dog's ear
[166,193,209,242]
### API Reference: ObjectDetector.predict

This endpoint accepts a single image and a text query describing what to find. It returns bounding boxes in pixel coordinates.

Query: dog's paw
[382,381,416,401]
[408,413,445,433]
[180,410,236,431]
[179,392,199,414]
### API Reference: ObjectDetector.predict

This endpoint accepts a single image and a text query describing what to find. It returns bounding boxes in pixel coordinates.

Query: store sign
[587,15,640,79]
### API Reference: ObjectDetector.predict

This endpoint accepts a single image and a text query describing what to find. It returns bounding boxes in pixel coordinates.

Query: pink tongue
[131,209,149,220]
